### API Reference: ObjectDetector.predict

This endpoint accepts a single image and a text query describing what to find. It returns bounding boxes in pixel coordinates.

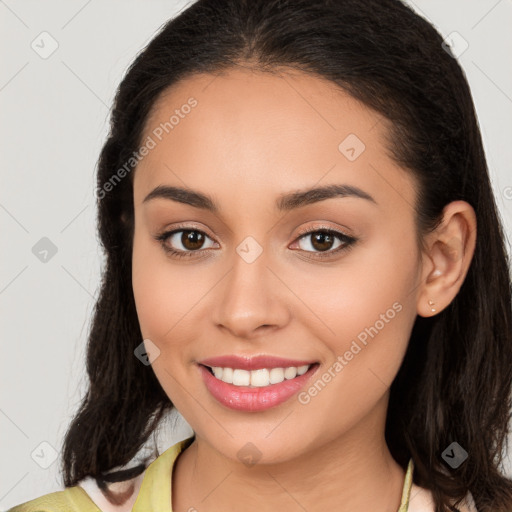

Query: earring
[428,300,436,313]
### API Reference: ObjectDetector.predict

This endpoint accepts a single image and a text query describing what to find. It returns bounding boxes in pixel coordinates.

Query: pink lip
[198,362,319,412]
[198,354,317,371]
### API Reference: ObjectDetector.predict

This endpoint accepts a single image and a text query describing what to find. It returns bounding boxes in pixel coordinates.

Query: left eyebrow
[142,183,377,212]
[276,183,377,211]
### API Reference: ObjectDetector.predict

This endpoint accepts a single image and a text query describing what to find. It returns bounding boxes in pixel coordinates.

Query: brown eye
[297,230,347,253]
[309,232,336,252]
[291,228,358,260]
[155,228,217,257]
[181,230,206,250]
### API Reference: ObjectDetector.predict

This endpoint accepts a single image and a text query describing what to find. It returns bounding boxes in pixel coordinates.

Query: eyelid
[160,222,217,240]
[294,223,353,239]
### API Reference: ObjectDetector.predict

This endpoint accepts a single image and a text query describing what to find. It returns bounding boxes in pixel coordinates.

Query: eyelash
[153,224,357,261]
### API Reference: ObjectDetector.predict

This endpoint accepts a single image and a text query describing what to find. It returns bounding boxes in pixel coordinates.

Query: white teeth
[209,364,311,387]
[284,367,297,379]
[269,367,284,384]
[297,364,309,376]
[232,369,250,386]
[250,368,270,387]
[222,367,233,384]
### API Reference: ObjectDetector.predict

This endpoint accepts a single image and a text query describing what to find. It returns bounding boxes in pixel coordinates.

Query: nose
[213,247,291,340]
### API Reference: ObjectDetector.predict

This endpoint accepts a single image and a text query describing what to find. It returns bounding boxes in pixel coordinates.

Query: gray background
[1,0,511,508]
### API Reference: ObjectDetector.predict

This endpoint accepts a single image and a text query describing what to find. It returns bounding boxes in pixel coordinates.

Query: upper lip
[198,355,318,371]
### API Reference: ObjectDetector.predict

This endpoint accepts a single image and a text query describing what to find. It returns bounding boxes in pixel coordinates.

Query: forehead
[133,67,416,215]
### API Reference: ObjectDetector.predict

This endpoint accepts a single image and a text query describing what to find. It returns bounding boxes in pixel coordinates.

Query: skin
[131,66,477,512]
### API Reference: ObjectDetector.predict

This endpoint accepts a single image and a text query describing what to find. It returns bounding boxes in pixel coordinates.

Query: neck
[172,396,406,512]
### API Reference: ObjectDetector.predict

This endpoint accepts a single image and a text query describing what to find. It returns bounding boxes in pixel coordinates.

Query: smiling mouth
[200,363,319,388]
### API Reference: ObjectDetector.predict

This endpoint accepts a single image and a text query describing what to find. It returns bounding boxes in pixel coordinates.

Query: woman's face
[132,67,424,463]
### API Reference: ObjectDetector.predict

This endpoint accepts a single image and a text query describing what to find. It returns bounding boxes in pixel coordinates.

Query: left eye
[293,229,356,254]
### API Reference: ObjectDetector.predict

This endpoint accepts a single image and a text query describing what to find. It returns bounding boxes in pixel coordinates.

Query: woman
[9,0,512,511]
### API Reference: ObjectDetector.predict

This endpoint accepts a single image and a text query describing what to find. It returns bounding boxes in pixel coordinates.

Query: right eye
[154,228,218,258]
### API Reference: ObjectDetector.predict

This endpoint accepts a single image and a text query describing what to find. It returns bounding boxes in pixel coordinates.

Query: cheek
[131,234,168,339]
[132,223,195,350]
[131,229,213,349]
[296,230,417,336]
[131,226,189,346]
[299,231,419,388]
[293,240,418,435]
[131,233,194,402]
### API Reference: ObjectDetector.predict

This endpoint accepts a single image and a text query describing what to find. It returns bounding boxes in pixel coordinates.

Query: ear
[416,200,477,318]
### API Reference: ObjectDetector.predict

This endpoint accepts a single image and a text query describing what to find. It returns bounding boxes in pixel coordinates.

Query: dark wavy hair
[60,0,512,510]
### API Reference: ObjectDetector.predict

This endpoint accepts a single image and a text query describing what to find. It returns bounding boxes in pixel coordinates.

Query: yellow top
[8,437,415,512]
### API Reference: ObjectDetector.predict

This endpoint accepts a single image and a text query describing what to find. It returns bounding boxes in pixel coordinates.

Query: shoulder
[7,486,100,512]
[408,482,477,512]
[8,435,195,512]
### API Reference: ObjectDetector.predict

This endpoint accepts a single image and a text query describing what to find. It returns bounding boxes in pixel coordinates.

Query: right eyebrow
[143,185,219,212]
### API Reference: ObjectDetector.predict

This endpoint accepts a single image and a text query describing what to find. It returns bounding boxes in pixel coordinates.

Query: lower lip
[198,363,319,412]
